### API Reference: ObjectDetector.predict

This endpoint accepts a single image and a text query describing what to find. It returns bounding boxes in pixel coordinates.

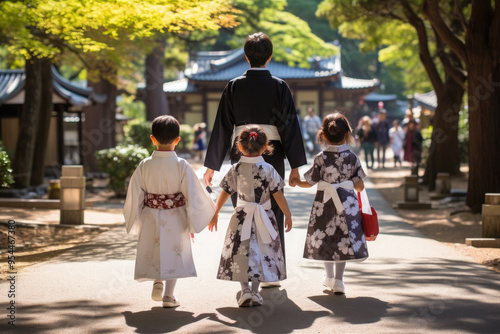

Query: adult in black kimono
[203,32,307,272]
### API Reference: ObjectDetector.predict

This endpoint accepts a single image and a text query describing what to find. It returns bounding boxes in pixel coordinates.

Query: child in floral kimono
[123,115,216,308]
[292,112,368,294]
[208,125,292,307]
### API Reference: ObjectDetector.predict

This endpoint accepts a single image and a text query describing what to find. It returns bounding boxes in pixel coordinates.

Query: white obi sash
[236,199,278,244]
[232,124,281,146]
[317,180,355,213]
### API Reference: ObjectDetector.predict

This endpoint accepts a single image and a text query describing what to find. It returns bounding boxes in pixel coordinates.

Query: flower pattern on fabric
[144,192,186,209]
[217,158,286,282]
[303,144,369,262]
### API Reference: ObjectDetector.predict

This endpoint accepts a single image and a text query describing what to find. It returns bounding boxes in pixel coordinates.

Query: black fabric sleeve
[203,83,235,171]
[275,82,307,169]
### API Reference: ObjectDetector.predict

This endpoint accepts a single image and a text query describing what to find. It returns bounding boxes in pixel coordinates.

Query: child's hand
[208,214,218,232]
[285,216,292,232]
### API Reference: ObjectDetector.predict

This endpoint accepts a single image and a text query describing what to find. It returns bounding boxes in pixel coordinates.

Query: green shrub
[178,124,194,153]
[124,120,155,153]
[123,120,194,154]
[95,144,149,196]
[0,148,14,188]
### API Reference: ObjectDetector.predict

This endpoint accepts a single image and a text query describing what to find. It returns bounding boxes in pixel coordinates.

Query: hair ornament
[249,132,258,140]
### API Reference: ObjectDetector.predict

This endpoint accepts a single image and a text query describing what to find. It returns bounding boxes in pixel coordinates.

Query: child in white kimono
[123,115,216,308]
[208,125,293,307]
[292,112,367,295]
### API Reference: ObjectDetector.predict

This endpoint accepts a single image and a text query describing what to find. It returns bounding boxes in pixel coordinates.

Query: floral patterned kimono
[217,156,286,282]
[303,144,369,262]
[123,151,216,282]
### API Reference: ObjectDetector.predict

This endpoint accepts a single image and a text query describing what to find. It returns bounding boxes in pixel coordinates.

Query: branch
[401,1,444,95]
[434,27,467,89]
[490,0,500,54]
[422,0,466,61]
[453,0,469,32]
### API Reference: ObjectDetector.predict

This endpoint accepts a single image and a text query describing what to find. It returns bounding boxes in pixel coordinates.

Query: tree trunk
[465,58,500,212]
[82,69,117,173]
[422,79,464,189]
[31,59,53,186]
[145,40,169,120]
[12,58,42,188]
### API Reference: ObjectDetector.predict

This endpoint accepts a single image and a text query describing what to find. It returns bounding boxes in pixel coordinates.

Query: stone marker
[60,165,85,225]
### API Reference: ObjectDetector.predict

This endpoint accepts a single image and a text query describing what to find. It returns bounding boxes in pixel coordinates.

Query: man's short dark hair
[244,32,273,67]
[151,115,180,144]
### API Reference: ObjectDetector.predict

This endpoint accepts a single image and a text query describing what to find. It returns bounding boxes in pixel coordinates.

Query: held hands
[285,216,293,233]
[288,168,300,187]
[208,213,218,232]
[204,168,215,187]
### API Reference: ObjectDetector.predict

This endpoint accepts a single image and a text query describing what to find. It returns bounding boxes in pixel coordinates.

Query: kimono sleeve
[351,155,366,184]
[123,165,146,235]
[180,162,217,233]
[269,168,285,194]
[303,154,323,186]
[219,166,237,195]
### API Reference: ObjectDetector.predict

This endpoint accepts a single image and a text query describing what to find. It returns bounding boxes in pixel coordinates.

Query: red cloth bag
[357,190,379,241]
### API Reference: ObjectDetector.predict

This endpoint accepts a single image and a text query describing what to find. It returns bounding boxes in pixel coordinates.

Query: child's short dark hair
[238,125,274,156]
[317,112,353,144]
[151,115,180,144]
[244,32,273,67]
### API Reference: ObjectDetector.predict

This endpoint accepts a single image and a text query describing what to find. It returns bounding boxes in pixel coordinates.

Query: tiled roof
[363,92,397,102]
[0,70,25,105]
[163,78,198,93]
[414,90,437,111]
[333,76,380,90]
[0,66,106,106]
[185,48,340,82]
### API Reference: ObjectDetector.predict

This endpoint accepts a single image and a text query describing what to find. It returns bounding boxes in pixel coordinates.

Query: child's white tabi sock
[240,282,250,291]
[251,282,260,293]
[324,262,334,278]
[334,262,346,281]
[163,279,177,298]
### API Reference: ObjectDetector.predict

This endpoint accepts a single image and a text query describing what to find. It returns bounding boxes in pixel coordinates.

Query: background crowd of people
[301,107,423,172]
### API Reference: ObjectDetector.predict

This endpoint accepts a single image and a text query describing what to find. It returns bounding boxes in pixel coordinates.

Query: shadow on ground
[123,308,216,333]
[209,289,330,333]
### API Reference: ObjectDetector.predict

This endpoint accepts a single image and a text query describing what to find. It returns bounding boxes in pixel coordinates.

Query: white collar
[324,144,349,152]
[248,67,268,71]
[239,156,265,164]
[152,150,177,158]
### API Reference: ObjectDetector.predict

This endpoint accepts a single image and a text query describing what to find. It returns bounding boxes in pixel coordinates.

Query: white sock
[163,279,177,298]
[240,282,250,291]
[252,281,260,293]
[335,262,346,281]
[324,262,334,278]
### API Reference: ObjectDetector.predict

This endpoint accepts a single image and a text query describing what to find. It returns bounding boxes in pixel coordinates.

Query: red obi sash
[144,192,186,209]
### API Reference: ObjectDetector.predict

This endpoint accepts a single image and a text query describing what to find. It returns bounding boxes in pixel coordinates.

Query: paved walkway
[1,165,499,333]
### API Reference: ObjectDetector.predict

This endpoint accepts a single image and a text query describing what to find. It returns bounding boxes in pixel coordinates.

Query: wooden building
[0,67,106,171]
[160,47,380,130]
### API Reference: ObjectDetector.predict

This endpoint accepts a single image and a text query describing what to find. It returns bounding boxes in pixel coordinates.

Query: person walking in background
[374,109,390,168]
[303,107,322,156]
[123,116,216,308]
[389,119,405,167]
[192,122,207,161]
[404,120,423,175]
[208,126,292,307]
[203,32,306,288]
[292,112,368,294]
[356,116,377,169]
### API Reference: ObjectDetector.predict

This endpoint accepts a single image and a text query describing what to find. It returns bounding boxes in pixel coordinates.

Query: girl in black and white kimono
[209,125,293,307]
[293,112,368,295]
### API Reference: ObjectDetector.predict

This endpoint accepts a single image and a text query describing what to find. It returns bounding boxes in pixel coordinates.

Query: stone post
[483,193,500,238]
[60,165,85,225]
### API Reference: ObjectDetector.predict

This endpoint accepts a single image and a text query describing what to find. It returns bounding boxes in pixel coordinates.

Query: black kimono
[204,68,307,257]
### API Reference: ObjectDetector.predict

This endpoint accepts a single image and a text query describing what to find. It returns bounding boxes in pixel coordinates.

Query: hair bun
[328,121,340,136]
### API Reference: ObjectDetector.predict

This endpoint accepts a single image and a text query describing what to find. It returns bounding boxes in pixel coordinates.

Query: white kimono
[123,151,216,281]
